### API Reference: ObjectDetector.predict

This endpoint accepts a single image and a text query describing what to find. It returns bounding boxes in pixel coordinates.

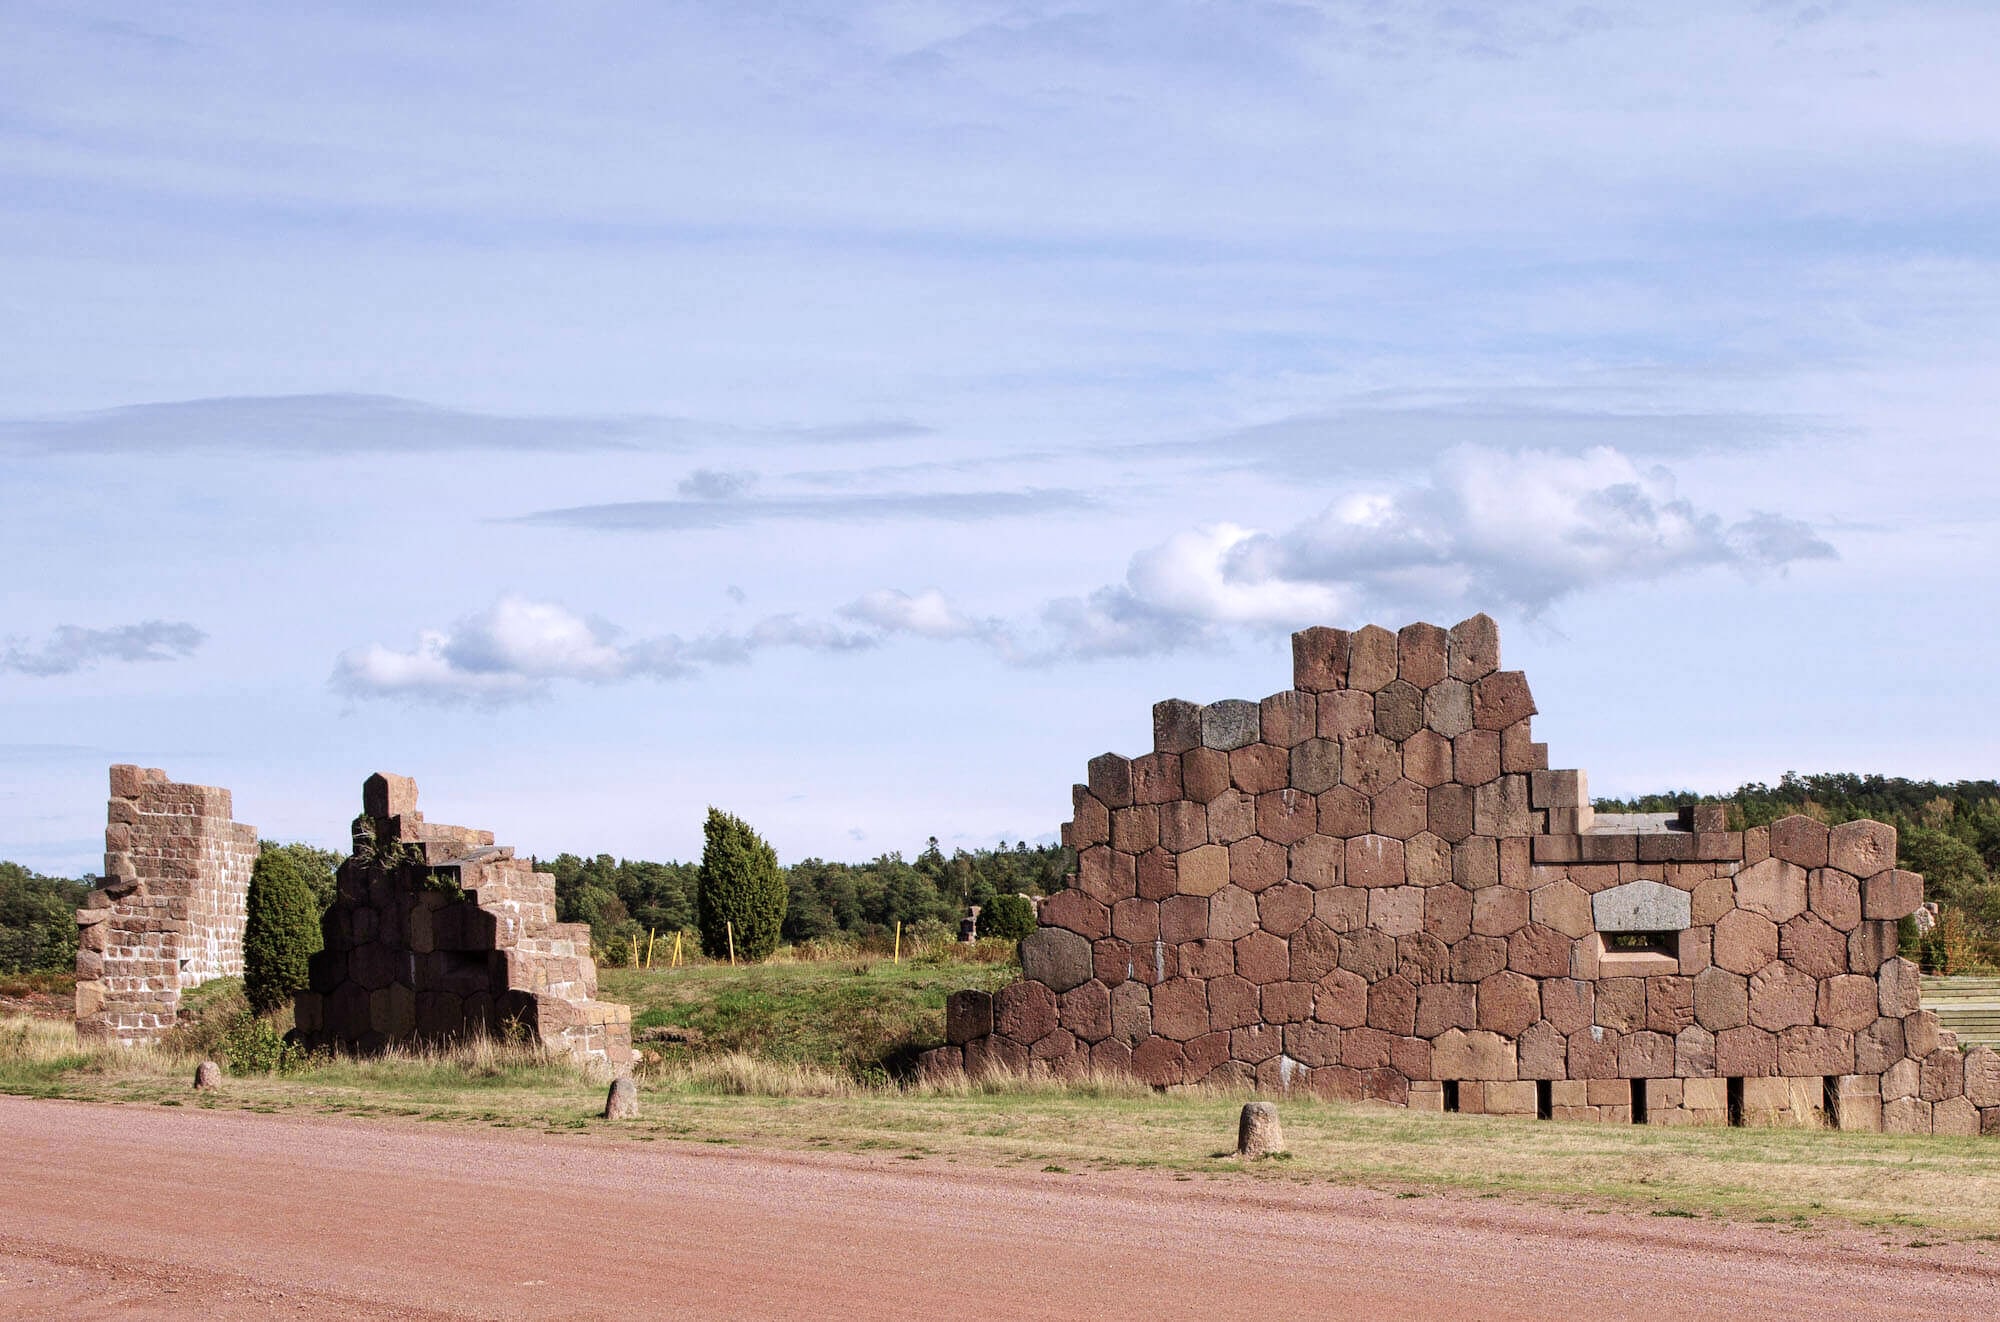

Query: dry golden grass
[5,1013,1997,1236]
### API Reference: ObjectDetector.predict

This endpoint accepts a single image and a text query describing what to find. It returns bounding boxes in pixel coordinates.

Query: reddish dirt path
[2,1097,1997,1320]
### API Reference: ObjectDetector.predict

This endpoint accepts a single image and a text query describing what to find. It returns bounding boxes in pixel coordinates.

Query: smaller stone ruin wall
[930,617,2000,1136]
[292,774,631,1069]
[75,764,259,1043]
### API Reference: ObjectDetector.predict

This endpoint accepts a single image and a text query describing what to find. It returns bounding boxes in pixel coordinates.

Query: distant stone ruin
[291,774,631,1068]
[75,765,258,1044]
[933,618,2000,1134]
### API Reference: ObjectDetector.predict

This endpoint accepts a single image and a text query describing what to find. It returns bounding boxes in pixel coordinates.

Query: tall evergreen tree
[243,848,323,1015]
[696,808,786,961]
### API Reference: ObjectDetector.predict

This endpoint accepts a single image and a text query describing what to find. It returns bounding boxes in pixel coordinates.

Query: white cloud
[1031,445,1835,657]
[1,620,206,676]
[842,587,997,641]
[332,596,872,704]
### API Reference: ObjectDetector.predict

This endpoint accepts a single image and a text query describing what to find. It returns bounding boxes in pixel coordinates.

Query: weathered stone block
[1021,928,1094,993]
[1347,625,1399,693]
[1828,819,1896,880]
[1201,700,1262,752]
[1734,857,1808,923]
[1446,614,1500,681]
[1153,699,1204,754]
[1862,869,1923,921]
[1878,957,1922,1017]
[1472,672,1536,731]
[1260,691,1317,748]
[1375,680,1426,742]
[1346,834,1406,889]
[1808,867,1861,931]
[1432,1027,1517,1080]
[1712,909,1779,975]
[1291,627,1351,692]
[1592,880,1692,933]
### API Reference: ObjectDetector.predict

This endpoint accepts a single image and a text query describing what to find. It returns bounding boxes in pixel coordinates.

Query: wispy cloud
[508,488,1095,531]
[1,621,206,676]
[331,596,873,704]
[0,395,932,457]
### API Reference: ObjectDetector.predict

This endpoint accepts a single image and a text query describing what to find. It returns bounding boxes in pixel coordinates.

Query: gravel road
[2,1097,1995,1319]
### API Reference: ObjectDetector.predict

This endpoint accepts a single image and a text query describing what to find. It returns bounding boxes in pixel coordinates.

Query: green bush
[696,809,786,962]
[219,1011,318,1075]
[983,892,1037,942]
[243,848,323,1015]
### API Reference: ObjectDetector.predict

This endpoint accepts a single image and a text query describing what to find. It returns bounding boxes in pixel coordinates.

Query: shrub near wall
[243,849,322,1015]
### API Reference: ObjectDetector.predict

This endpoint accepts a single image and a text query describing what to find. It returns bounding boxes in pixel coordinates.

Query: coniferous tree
[696,808,786,961]
[243,848,323,1015]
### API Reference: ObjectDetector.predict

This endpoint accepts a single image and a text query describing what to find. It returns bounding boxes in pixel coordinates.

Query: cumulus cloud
[1030,446,1834,657]
[332,596,873,703]
[1,620,206,676]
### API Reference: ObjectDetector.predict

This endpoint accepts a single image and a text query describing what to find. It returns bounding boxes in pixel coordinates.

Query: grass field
[7,958,2000,1242]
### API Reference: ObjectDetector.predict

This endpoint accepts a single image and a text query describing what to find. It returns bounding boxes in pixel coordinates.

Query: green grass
[600,953,1017,1076]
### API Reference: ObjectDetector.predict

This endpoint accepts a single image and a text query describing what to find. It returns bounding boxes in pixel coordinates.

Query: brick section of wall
[930,617,2000,1136]
[291,774,631,1069]
[75,764,258,1044]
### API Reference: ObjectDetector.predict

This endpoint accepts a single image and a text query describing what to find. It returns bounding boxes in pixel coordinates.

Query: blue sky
[4,1,1998,875]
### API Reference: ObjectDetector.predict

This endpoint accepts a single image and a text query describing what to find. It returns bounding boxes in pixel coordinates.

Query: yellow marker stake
[894,919,902,965]
[645,928,656,969]
[727,920,736,966]
[672,931,683,967]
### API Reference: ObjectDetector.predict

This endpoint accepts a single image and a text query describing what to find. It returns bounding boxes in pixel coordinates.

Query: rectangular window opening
[1630,1078,1648,1125]
[1726,1076,1744,1127]
[1604,931,1678,956]
[1442,1080,1460,1114]
[1823,1076,1840,1130]
[1536,1079,1553,1121]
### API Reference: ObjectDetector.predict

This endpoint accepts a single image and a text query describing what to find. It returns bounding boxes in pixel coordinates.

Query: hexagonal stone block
[1178,844,1230,897]
[1040,888,1110,940]
[1086,753,1134,808]
[1341,734,1401,796]
[1318,688,1375,740]
[1422,883,1472,945]
[1346,834,1406,888]
[1427,783,1474,842]
[994,979,1060,1043]
[1182,747,1231,803]
[1337,928,1399,981]
[1594,977,1646,1031]
[1375,679,1426,742]
[1130,1035,1186,1086]
[1235,929,1291,984]
[1229,742,1288,795]
[1058,980,1113,1043]
[1207,974,1259,1031]
[1688,960,1752,1032]
[1826,818,1896,878]
[1447,614,1500,681]
[1713,1025,1776,1077]
[1257,881,1315,936]
[1317,785,1370,838]
[1228,834,1288,891]
[1020,928,1095,993]
[1424,679,1474,739]
[1817,974,1878,1031]
[1288,834,1343,889]
[1477,970,1539,1037]
[1541,977,1595,1037]
[1160,894,1209,944]
[1405,831,1452,888]
[1208,886,1260,941]
[1201,699,1261,751]
[1509,923,1571,978]
[1471,671,1536,731]
[1450,934,1509,982]
[1431,1027,1517,1080]
[1397,622,1448,688]
[1151,978,1209,1042]
[1809,867,1861,931]
[1402,729,1452,788]
[1734,857,1808,923]
[1532,879,1593,938]
[1367,885,1423,938]
[1862,869,1923,920]
[1256,789,1318,846]
[1260,690,1317,748]
[1153,699,1203,754]
[1878,956,1922,1017]
[1589,878,1691,934]
[1289,738,1341,795]
[1472,885,1528,937]
[1778,913,1846,979]
[1291,626,1352,692]
[1453,729,1501,786]
[1768,815,1830,869]
[1347,625,1399,692]
[1130,752,1183,805]
[1747,962,1816,1031]
[1370,779,1428,841]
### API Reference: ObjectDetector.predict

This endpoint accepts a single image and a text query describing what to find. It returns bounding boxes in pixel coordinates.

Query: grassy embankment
[5,958,2000,1240]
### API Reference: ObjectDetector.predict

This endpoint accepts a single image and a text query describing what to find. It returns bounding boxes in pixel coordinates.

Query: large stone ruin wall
[75,765,259,1044]
[934,618,2000,1135]
[292,774,632,1068]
